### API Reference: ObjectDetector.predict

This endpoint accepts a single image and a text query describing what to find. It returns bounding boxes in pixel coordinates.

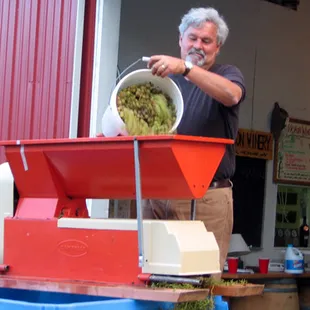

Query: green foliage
[150,277,248,310]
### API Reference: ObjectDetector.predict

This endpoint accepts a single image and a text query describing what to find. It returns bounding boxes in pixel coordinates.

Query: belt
[209,179,231,189]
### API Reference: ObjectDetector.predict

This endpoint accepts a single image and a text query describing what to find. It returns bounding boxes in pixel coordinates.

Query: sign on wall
[235,129,273,160]
[273,118,310,186]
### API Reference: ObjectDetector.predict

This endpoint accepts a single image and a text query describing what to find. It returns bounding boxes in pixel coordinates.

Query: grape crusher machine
[0,135,233,299]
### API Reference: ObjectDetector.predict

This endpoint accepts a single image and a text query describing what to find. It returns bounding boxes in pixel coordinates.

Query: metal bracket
[133,138,144,267]
[190,199,196,220]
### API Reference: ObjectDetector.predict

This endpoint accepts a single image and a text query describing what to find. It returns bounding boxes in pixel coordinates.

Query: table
[222,271,310,279]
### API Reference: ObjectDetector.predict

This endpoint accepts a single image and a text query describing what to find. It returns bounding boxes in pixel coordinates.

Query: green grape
[117,82,177,136]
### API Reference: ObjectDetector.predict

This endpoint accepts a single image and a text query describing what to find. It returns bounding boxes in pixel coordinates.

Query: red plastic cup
[259,258,270,274]
[227,257,238,273]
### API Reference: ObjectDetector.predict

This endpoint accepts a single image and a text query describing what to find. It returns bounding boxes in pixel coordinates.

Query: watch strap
[182,67,191,76]
[182,61,192,76]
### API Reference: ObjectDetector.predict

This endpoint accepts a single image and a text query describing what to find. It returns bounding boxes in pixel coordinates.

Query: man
[143,7,246,277]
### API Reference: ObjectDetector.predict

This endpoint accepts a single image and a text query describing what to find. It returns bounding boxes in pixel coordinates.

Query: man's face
[179,21,221,68]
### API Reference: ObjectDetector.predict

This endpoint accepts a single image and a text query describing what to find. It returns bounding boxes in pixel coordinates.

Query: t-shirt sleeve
[222,65,246,104]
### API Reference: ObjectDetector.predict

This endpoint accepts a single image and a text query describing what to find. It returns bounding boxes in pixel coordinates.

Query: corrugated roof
[0,0,77,163]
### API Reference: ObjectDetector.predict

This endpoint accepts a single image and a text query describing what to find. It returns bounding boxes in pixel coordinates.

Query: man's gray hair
[178,7,229,45]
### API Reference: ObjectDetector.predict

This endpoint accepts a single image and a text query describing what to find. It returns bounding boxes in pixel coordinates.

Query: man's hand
[148,55,185,78]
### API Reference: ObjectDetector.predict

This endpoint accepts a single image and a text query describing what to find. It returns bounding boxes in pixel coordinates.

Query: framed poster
[273,118,310,186]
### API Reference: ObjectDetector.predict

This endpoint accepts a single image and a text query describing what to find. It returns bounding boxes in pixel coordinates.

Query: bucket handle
[116,57,147,83]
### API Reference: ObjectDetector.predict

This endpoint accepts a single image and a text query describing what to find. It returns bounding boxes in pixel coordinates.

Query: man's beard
[186,48,206,67]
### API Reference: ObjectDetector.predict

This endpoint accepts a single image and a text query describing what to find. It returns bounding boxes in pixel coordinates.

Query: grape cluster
[117,82,177,136]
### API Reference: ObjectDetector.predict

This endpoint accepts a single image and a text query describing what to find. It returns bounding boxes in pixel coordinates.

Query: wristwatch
[182,61,193,76]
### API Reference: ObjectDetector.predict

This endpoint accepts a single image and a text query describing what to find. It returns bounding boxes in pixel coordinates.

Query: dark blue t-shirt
[169,63,246,181]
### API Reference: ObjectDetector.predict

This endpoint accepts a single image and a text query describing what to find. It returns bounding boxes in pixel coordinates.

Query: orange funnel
[1,135,233,200]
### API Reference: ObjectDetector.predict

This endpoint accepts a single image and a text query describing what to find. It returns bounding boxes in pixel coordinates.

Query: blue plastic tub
[0,288,174,309]
[0,288,229,309]
[214,295,229,310]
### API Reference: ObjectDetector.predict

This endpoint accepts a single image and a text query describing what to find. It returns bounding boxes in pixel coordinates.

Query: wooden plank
[235,128,273,160]
[0,276,209,303]
[212,283,264,297]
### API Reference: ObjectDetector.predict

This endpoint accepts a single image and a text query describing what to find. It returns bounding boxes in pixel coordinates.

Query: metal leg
[190,199,196,220]
[133,138,144,267]
[113,199,119,218]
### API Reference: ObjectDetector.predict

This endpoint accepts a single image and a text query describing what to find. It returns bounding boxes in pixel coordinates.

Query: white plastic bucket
[101,69,184,137]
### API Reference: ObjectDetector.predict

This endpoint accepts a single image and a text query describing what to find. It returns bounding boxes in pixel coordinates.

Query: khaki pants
[143,186,234,278]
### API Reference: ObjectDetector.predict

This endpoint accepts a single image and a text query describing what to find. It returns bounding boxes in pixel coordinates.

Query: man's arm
[148,55,244,107]
[185,65,243,107]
